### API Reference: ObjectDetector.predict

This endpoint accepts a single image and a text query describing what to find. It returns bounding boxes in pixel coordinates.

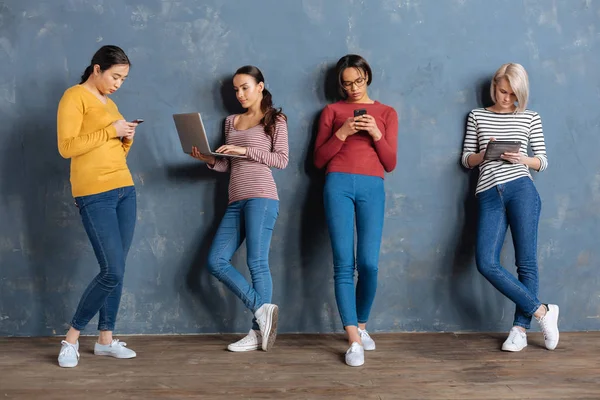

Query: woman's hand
[501,152,526,164]
[191,146,216,165]
[112,120,136,138]
[215,145,247,156]
[354,114,382,141]
[335,117,359,141]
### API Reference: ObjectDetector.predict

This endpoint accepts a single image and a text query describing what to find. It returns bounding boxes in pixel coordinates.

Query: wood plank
[0,333,599,399]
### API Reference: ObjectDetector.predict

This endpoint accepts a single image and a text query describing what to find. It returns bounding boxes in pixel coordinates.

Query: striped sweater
[461,108,548,194]
[209,114,289,204]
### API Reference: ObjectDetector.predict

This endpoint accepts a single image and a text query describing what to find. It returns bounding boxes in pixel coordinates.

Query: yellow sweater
[57,85,134,197]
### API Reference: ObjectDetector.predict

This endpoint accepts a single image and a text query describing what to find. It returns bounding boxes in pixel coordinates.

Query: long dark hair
[80,45,131,84]
[335,54,373,99]
[234,65,286,137]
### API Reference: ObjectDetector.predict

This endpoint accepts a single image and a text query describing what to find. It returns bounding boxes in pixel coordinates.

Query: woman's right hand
[191,146,216,165]
[470,138,494,167]
[112,120,136,138]
[335,117,359,141]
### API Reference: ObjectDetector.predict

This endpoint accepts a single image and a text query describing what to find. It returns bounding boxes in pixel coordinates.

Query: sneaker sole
[227,344,260,352]
[545,305,560,350]
[94,351,137,359]
[346,358,365,367]
[501,344,527,352]
[363,343,376,351]
[58,361,78,368]
[262,305,278,352]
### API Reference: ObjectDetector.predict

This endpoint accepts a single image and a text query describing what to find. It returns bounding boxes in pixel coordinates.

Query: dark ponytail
[80,65,94,84]
[79,45,130,84]
[234,65,286,137]
[260,88,286,137]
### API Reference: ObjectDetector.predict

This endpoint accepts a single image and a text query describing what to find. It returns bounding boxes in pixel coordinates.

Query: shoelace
[60,340,80,358]
[238,332,258,344]
[109,339,127,348]
[508,329,523,343]
[541,322,552,340]
[347,343,362,354]
[537,315,555,340]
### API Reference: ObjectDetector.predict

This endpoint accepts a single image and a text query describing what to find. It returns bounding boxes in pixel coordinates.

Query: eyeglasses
[342,77,366,89]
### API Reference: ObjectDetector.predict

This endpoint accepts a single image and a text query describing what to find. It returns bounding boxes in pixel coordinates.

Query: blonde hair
[490,63,529,113]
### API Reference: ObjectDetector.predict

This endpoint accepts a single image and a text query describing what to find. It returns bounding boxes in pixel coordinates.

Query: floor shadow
[446,166,484,329]
[476,77,493,110]
[172,75,244,333]
[0,76,82,336]
[442,77,502,331]
[217,74,244,116]
[168,122,236,333]
[292,64,340,333]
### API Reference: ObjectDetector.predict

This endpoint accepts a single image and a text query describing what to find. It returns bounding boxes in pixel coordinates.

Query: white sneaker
[358,328,376,351]
[227,329,261,352]
[58,340,80,368]
[94,339,137,358]
[345,342,365,367]
[536,304,559,350]
[502,327,528,352]
[255,303,278,351]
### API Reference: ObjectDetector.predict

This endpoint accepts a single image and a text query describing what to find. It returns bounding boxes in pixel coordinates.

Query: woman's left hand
[354,114,382,141]
[501,152,525,164]
[215,145,247,156]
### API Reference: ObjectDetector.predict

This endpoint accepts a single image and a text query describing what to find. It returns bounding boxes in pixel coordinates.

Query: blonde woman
[461,63,559,352]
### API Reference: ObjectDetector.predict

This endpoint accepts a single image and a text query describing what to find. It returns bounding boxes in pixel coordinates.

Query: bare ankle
[98,331,113,345]
[65,327,80,344]
[533,304,548,319]
[345,326,362,346]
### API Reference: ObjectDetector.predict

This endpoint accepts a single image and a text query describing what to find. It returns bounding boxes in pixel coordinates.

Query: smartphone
[132,119,144,124]
[353,109,367,118]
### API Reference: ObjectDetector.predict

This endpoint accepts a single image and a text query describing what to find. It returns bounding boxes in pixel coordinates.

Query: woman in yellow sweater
[56,45,139,368]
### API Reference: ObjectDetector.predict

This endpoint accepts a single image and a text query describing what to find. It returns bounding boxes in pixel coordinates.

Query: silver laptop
[172,112,246,159]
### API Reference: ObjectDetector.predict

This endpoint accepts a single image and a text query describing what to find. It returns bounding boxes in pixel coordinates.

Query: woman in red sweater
[314,54,398,367]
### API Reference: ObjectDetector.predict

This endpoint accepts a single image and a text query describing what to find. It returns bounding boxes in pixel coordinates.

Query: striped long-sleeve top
[209,114,289,204]
[461,108,548,194]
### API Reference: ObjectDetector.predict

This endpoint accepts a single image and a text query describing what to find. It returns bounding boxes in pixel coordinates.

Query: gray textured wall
[1,0,599,336]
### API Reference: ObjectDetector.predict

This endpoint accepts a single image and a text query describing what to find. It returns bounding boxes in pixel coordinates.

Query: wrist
[524,156,536,167]
[335,130,348,142]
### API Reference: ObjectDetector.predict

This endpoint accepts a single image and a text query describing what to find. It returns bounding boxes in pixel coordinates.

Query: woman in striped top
[190,65,289,352]
[461,63,559,352]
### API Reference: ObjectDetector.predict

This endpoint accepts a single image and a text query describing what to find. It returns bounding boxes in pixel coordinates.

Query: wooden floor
[1,333,599,399]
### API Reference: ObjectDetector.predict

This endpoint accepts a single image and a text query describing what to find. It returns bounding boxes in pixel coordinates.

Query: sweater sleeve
[57,93,117,159]
[314,105,345,169]
[121,137,134,156]
[529,112,548,171]
[373,107,398,172]
[461,111,478,169]
[245,117,289,169]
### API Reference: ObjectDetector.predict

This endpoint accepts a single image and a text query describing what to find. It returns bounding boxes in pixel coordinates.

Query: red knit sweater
[314,101,398,178]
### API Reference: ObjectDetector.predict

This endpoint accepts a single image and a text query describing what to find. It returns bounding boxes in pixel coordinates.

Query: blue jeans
[323,172,385,328]
[476,177,542,329]
[71,186,136,332]
[207,198,279,330]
